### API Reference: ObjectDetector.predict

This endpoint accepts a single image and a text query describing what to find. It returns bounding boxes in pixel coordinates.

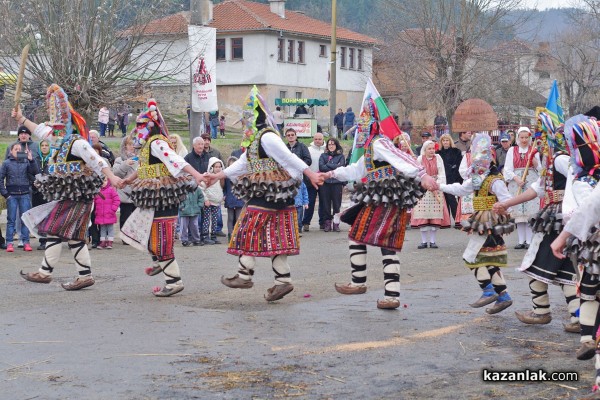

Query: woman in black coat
[318,138,346,232]
[436,133,462,227]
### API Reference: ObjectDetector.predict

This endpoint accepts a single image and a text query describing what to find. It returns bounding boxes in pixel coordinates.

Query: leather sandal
[153,283,184,297]
[20,270,52,284]
[221,274,254,289]
[264,283,294,302]
[377,298,400,309]
[61,276,95,291]
[334,282,367,295]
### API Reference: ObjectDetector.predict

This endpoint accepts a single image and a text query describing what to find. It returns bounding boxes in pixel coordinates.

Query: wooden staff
[516,148,536,196]
[13,44,30,113]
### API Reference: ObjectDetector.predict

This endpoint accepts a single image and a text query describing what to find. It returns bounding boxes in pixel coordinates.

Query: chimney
[191,0,213,25]
[269,0,286,18]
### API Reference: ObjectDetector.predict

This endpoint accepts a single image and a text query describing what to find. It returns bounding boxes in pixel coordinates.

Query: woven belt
[545,190,564,204]
[49,161,83,175]
[366,165,395,182]
[137,163,171,179]
[473,195,496,211]
[248,158,279,173]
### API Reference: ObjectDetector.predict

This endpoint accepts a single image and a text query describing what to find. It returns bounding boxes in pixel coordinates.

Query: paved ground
[1,216,598,399]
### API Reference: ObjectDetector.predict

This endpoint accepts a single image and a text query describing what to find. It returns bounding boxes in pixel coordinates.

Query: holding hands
[420,174,439,192]
[492,201,509,215]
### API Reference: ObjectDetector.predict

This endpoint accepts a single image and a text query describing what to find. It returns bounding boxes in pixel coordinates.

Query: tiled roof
[136,0,377,45]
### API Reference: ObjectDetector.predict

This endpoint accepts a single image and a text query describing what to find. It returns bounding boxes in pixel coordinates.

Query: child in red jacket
[94,178,121,249]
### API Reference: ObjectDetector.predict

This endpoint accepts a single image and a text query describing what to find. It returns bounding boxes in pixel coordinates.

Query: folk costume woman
[551,115,600,361]
[503,127,542,249]
[410,140,451,248]
[120,100,207,297]
[209,86,323,302]
[440,134,515,314]
[325,96,437,310]
[494,114,579,332]
[14,84,122,291]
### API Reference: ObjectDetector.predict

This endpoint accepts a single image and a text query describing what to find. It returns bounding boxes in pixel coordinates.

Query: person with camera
[0,140,39,252]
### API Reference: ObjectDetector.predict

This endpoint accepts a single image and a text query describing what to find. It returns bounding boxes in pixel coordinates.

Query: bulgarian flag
[364,78,401,140]
[348,79,401,165]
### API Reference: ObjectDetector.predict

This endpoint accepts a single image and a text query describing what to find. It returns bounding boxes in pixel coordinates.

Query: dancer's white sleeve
[223,151,248,181]
[261,131,308,180]
[440,180,473,197]
[70,140,108,175]
[564,184,600,241]
[150,139,189,177]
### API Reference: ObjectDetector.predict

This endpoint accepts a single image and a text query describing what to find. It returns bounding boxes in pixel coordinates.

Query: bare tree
[0,0,191,119]
[377,0,527,128]
[553,24,600,115]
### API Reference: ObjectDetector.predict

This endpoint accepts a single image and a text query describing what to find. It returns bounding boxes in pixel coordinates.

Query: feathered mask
[355,97,380,149]
[470,133,493,190]
[45,84,89,142]
[134,99,169,148]
[564,114,600,177]
[240,85,276,148]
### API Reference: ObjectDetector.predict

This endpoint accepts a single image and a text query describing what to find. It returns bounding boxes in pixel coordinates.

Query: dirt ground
[1,219,598,399]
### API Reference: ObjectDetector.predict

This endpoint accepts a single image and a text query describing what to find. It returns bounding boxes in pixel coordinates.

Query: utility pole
[189,0,212,146]
[329,0,337,138]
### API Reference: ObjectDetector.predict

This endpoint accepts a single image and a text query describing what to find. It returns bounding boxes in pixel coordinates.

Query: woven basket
[452,98,497,132]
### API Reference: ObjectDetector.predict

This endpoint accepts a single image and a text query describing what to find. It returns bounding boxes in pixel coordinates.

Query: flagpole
[329,0,337,138]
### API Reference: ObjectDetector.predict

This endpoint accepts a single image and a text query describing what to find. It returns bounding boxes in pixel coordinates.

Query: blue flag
[545,80,564,127]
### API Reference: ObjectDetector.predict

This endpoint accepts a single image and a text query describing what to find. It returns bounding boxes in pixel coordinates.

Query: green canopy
[275,98,328,107]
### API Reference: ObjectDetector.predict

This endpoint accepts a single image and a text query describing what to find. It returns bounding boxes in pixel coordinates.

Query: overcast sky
[521,0,580,9]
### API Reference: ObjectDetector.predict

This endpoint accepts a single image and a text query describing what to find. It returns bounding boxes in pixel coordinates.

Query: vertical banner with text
[189,25,218,112]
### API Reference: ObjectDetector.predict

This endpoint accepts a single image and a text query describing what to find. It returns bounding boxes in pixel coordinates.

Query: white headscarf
[420,140,434,157]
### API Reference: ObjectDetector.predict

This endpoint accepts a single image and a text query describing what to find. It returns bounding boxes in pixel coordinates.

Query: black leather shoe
[429,242,438,249]
[0,242,6,250]
[514,243,526,249]
[417,243,428,249]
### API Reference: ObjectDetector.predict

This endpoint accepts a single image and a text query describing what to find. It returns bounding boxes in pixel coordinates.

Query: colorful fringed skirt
[347,203,408,252]
[38,200,93,241]
[228,205,300,257]
[148,207,178,261]
[464,234,508,270]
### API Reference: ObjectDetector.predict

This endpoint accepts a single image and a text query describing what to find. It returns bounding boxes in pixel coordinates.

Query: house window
[298,41,305,64]
[357,49,363,70]
[349,48,355,69]
[288,40,295,62]
[539,71,550,79]
[216,39,226,61]
[320,44,326,57]
[295,91,302,99]
[278,38,285,62]
[280,90,287,99]
[231,38,243,60]
[340,47,347,68]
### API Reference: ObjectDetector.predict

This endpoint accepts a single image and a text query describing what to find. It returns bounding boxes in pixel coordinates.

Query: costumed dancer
[326,96,438,310]
[120,100,206,297]
[503,127,542,249]
[410,140,451,248]
[493,113,579,331]
[550,114,600,361]
[14,84,122,290]
[207,86,323,302]
[455,149,474,229]
[440,133,516,314]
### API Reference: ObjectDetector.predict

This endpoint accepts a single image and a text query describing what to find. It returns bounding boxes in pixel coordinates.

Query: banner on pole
[189,25,218,112]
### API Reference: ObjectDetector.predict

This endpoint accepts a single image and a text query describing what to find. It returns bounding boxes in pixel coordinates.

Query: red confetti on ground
[403,304,408,308]
[303,293,311,298]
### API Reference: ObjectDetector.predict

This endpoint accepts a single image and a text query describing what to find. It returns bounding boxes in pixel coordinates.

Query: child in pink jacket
[94,179,121,249]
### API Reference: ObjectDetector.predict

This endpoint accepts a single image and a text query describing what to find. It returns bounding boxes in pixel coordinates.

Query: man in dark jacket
[0,142,39,251]
[343,107,356,139]
[5,125,39,160]
[184,136,210,173]
[333,108,344,137]
[285,128,312,166]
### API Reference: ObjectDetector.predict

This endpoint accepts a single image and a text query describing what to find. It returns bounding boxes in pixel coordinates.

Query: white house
[137,0,377,128]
